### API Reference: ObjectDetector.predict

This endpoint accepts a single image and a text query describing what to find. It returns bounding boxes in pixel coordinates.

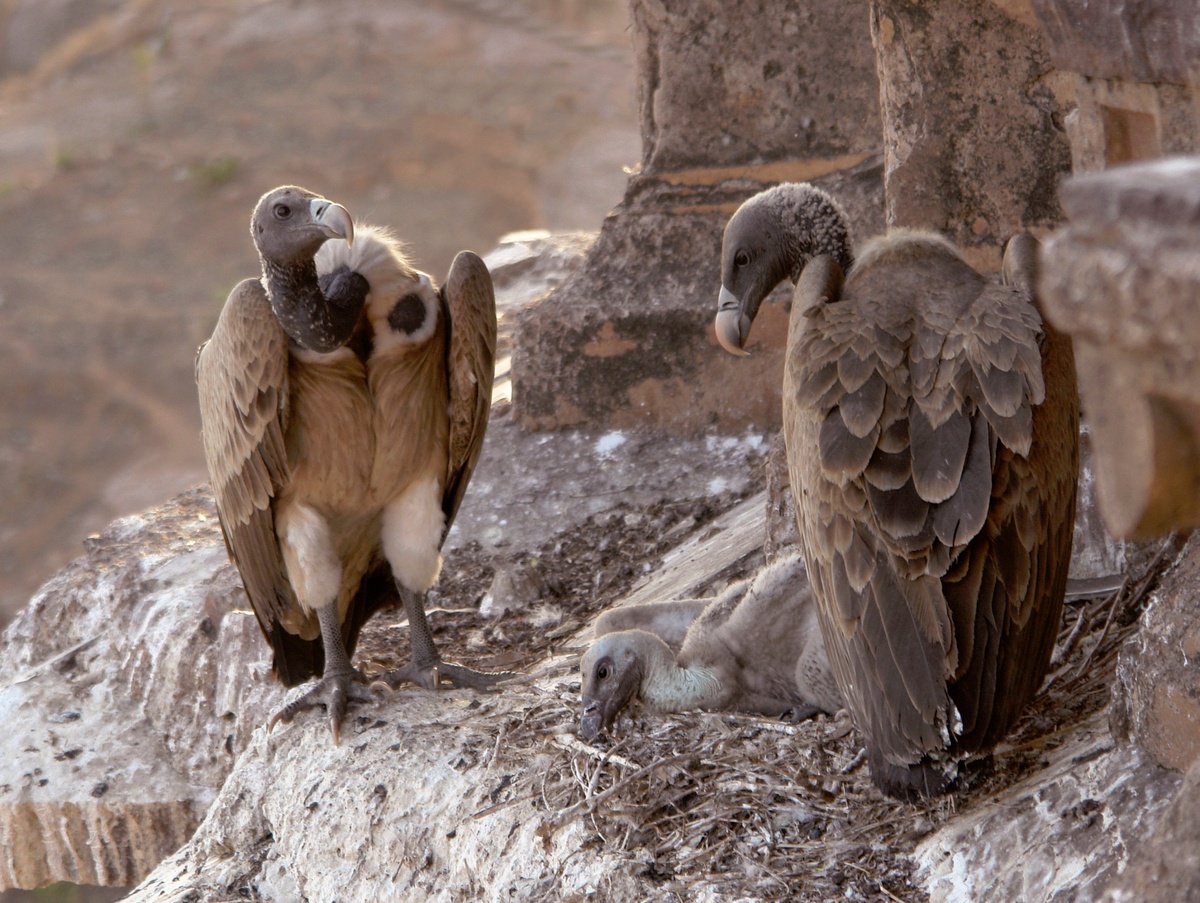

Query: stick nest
[485,538,1178,903]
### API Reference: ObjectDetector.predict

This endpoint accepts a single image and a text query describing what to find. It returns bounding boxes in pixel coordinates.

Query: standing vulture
[714,183,1078,799]
[197,186,503,743]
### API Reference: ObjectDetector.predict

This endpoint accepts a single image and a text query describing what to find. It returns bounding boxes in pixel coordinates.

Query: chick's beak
[309,198,354,247]
[580,699,605,742]
[715,286,751,356]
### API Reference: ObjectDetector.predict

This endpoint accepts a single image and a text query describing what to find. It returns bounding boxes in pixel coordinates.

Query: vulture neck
[777,188,855,283]
[634,633,723,713]
[261,256,360,354]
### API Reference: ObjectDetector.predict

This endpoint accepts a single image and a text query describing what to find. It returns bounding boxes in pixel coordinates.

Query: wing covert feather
[784,237,1076,769]
[197,278,296,632]
[440,250,497,538]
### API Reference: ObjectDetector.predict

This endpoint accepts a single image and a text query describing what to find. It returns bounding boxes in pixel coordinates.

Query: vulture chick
[197,186,502,743]
[580,554,843,740]
[715,183,1078,799]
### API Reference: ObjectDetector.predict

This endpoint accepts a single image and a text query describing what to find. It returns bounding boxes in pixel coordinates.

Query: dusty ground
[0,0,638,626]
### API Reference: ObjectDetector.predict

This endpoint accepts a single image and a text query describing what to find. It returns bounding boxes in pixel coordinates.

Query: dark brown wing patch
[784,237,1077,771]
[197,278,314,684]
[440,250,497,540]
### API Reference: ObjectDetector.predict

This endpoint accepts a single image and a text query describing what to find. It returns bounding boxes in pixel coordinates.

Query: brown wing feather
[785,239,1077,771]
[197,278,320,684]
[439,250,497,540]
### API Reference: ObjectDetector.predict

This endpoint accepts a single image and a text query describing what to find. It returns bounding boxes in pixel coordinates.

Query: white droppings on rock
[594,431,627,457]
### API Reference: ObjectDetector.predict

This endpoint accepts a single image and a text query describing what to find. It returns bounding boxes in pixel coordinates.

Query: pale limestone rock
[483,230,594,313]
[0,490,283,891]
[915,713,1182,902]
[124,692,643,903]
[1109,756,1200,902]
[1111,532,1200,773]
[4,455,1199,900]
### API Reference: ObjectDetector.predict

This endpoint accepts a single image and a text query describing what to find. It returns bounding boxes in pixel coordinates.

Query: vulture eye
[273,203,292,220]
[734,250,751,268]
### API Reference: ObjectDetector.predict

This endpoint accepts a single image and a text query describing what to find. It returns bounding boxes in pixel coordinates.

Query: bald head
[580,630,653,741]
[251,185,354,268]
[250,185,363,353]
[716,182,853,355]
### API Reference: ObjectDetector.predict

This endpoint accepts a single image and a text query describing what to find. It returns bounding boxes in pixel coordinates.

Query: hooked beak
[309,198,354,247]
[580,699,605,742]
[715,285,751,356]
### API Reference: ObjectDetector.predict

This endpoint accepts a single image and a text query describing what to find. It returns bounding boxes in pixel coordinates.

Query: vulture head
[579,631,650,741]
[250,185,365,354]
[251,185,354,267]
[715,182,853,355]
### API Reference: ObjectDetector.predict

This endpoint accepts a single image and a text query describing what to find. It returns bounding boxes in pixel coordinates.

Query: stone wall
[511,0,884,434]
[511,0,1192,434]
[870,0,1072,271]
[1032,0,1200,173]
[1032,8,1200,892]
[632,0,882,172]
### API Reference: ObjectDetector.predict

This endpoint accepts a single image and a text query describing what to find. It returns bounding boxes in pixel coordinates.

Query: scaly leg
[268,601,374,743]
[373,583,514,692]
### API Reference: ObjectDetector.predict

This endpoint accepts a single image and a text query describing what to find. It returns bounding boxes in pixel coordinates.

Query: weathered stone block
[1055,75,1200,173]
[1031,0,1200,85]
[1109,755,1200,903]
[631,0,882,172]
[870,0,1072,271]
[1111,533,1200,773]
[511,0,883,434]
[1030,1,1200,173]
[915,712,1181,902]
[1040,156,1200,537]
[511,160,883,434]
[0,489,283,890]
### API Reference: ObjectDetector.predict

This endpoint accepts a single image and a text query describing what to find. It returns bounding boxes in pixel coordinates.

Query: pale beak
[310,198,354,247]
[580,700,604,742]
[715,286,751,356]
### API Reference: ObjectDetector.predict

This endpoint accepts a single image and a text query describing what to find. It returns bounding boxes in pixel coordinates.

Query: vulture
[197,185,502,742]
[580,554,843,740]
[714,183,1079,799]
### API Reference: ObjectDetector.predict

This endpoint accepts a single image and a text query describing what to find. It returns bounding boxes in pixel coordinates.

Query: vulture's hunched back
[715,183,1079,799]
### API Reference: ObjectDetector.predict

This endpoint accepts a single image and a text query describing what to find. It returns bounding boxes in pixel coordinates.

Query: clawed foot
[371,659,517,693]
[268,668,375,744]
[781,703,820,724]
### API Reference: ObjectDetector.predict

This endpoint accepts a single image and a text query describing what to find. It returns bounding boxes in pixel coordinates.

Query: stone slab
[1032,0,1200,86]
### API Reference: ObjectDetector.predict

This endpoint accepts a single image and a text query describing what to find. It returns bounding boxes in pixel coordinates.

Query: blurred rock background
[0,0,639,629]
